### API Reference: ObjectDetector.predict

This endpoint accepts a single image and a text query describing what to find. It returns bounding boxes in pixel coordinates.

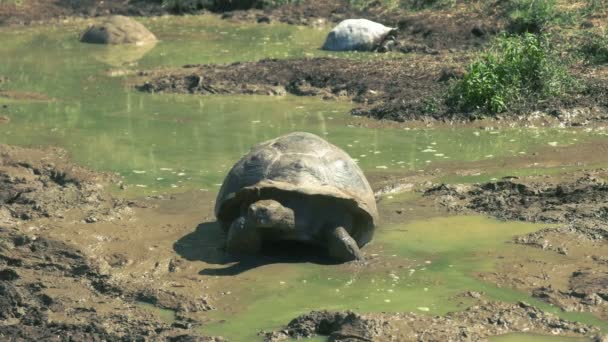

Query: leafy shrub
[447,33,577,114]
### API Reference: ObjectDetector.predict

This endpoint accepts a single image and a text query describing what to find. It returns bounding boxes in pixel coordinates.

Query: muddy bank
[135,57,608,125]
[0,144,224,340]
[426,170,608,226]
[426,169,608,320]
[263,297,604,341]
[0,144,124,223]
[0,0,166,26]
[135,57,452,121]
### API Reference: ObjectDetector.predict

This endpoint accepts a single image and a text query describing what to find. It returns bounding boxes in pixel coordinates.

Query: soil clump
[0,144,224,341]
[0,144,124,223]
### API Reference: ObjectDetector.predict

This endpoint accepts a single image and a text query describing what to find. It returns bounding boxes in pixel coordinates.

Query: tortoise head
[246,199,295,230]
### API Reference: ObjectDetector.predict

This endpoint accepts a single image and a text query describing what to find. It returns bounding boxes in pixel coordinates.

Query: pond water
[0,14,605,341]
[0,15,599,196]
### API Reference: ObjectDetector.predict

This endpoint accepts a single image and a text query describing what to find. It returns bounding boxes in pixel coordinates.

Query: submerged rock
[322,19,396,52]
[80,15,157,45]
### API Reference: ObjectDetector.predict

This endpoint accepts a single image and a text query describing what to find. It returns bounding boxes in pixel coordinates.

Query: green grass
[447,33,578,114]
[580,29,608,64]
[581,0,607,16]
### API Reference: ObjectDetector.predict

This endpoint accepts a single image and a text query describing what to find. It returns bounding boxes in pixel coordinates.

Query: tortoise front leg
[226,216,261,255]
[327,226,363,262]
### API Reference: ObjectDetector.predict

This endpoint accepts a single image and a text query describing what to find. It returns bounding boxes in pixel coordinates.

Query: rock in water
[322,19,396,52]
[80,16,157,45]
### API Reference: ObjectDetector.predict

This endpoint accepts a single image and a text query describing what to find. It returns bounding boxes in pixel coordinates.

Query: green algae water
[199,214,608,340]
[0,16,601,196]
[0,15,607,341]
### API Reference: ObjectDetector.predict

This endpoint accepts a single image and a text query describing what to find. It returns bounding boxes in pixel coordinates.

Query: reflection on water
[91,41,157,67]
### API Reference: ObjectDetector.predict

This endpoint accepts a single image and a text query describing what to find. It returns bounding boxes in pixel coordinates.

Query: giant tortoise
[322,18,396,52]
[215,132,378,262]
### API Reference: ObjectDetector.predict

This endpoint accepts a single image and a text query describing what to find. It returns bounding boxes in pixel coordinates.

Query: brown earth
[0,144,225,340]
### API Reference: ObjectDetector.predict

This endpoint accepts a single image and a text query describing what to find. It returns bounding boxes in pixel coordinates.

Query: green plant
[447,33,577,114]
[505,0,557,34]
[583,0,607,15]
[421,97,440,114]
[580,29,608,64]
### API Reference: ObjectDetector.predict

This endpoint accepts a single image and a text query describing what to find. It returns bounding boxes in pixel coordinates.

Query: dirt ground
[0,144,228,340]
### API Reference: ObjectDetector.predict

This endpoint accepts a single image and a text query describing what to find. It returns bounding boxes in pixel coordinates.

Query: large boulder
[80,16,157,45]
[322,19,396,52]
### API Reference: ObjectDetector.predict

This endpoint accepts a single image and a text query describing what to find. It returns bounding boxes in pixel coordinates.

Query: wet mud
[135,57,608,125]
[426,169,608,321]
[264,297,602,341]
[0,144,224,341]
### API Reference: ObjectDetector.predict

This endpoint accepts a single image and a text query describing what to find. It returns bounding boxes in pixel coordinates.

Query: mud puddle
[426,167,608,324]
